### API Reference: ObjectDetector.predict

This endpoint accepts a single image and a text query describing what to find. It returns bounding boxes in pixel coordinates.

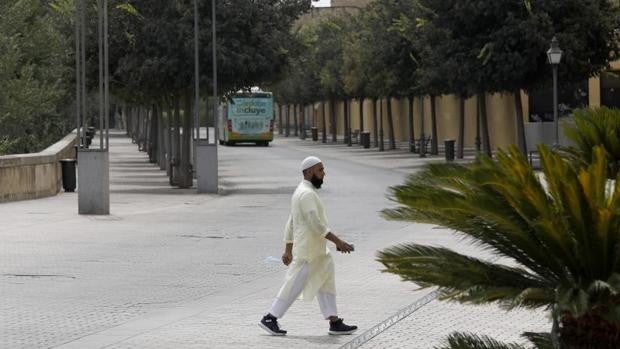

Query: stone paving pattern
[1,132,550,348]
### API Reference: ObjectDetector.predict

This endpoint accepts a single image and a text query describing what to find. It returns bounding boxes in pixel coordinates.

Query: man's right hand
[282,251,292,266]
[336,240,354,253]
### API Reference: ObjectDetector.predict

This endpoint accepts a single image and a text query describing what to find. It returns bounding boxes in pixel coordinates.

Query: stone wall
[0,132,77,203]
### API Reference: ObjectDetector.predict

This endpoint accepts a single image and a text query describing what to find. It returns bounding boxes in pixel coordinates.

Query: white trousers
[269,263,337,319]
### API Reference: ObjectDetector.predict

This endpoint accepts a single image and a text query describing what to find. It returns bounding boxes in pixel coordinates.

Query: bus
[218,92,274,146]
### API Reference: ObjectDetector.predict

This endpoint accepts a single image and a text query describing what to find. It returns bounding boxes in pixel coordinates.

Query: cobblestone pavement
[0,131,550,348]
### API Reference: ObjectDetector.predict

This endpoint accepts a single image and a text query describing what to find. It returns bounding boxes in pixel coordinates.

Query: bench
[414,135,432,152]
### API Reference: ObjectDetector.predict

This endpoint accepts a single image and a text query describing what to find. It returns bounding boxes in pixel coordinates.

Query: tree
[341,15,368,134]
[409,0,620,157]
[379,145,620,348]
[0,0,72,155]
[355,0,419,151]
[301,14,353,143]
[106,0,310,187]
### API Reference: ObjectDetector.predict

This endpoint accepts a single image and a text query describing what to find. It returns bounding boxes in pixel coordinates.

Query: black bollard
[444,139,455,162]
[60,159,77,192]
[360,131,370,149]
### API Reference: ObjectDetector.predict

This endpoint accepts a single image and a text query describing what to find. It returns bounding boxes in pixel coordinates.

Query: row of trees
[101,0,309,187]
[1,0,310,189]
[273,0,620,157]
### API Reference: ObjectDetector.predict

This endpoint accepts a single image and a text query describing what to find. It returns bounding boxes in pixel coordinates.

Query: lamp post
[547,36,562,147]
[196,0,218,193]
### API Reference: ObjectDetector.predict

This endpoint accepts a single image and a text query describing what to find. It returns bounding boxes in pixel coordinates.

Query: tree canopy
[0,0,72,155]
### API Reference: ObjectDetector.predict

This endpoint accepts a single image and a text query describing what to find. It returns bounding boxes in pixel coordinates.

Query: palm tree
[379,145,620,348]
[563,107,620,179]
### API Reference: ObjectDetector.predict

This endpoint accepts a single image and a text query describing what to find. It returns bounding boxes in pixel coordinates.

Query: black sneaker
[329,318,358,335]
[259,314,287,336]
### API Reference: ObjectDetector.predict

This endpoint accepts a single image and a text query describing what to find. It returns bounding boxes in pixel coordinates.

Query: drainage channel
[340,255,500,349]
[338,289,439,349]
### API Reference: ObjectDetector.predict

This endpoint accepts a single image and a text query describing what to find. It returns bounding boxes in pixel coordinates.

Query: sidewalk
[0,131,549,348]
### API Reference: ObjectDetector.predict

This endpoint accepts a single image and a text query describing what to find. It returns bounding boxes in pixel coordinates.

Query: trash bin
[360,131,371,149]
[311,127,318,141]
[444,139,455,162]
[60,159,77,192]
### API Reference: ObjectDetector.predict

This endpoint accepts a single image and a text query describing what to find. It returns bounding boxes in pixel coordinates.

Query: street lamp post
[547,36,562,147]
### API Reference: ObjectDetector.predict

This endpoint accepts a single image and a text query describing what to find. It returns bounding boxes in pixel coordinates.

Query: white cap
[301,156,322,172]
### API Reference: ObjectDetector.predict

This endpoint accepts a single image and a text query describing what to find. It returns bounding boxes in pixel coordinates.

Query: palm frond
[521,332,553,349]
[563,107,620,179]
[382,148,578,282]
[434,332,526,349]
[377,244,550,308]
[381,144,620,316]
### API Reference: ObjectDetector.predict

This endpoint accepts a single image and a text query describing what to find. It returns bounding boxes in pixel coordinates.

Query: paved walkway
[0,131,549,348]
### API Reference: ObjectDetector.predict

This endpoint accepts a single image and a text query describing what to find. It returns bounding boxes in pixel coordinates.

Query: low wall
[0,131,77,203]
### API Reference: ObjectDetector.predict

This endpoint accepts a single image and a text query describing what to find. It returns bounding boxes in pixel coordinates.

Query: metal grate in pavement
[341,255,501,349]
[338,289,439,349]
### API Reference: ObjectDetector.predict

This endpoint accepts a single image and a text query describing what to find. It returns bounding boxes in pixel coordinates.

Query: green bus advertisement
[218,92,274,146]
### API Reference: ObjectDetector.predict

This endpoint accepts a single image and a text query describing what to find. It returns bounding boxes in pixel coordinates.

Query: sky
[311,0,331,7]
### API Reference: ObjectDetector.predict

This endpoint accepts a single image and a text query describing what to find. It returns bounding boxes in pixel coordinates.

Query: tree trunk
[293,104,299,137]
[142,107,149,152]
[479,94,492,157]
[322,101,327,143]
[178,91,193,188]
[171,97,181,186]
[145,108,151,154]
[379,98,385,151]
[278,104,283,135]
[285,104,290,137]
[165,104,173,176]
[158,103,166,170]
[123,105,129,134]
[560,312,620,349]
[476,95,482,153]
[136,107,142,147]
[125,106,131,137]
[430,95,438,155]
[330,99,337,143]
[149,104,159,164]
[387,97,396,150]
[347,99,352,146]
[359,97,364,133]
[143,107,149,152]
[419,96,426,157]
[457,96,465,159]
[408,96,416,153]
[344,99,349,144]
[514,90,527,156]
[300,105,306,139]
[130,107,137,142]
[373,98,378,147]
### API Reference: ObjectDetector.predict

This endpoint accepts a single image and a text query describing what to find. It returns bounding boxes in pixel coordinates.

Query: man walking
[259,156,358,336]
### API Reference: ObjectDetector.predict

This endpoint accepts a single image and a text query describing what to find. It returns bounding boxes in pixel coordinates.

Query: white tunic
[276,180,336,301]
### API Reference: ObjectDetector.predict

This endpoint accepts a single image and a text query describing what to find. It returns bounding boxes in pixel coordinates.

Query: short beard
[310,175,323,189]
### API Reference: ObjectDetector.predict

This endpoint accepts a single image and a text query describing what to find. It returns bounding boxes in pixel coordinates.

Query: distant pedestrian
[259,156,358,336]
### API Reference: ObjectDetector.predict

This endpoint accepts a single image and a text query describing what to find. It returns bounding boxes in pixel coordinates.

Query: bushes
[0,0,72,155]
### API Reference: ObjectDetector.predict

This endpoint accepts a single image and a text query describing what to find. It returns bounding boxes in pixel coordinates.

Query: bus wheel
[263,141,270,147]
[219,140,225,145]
[226,141,235,146]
